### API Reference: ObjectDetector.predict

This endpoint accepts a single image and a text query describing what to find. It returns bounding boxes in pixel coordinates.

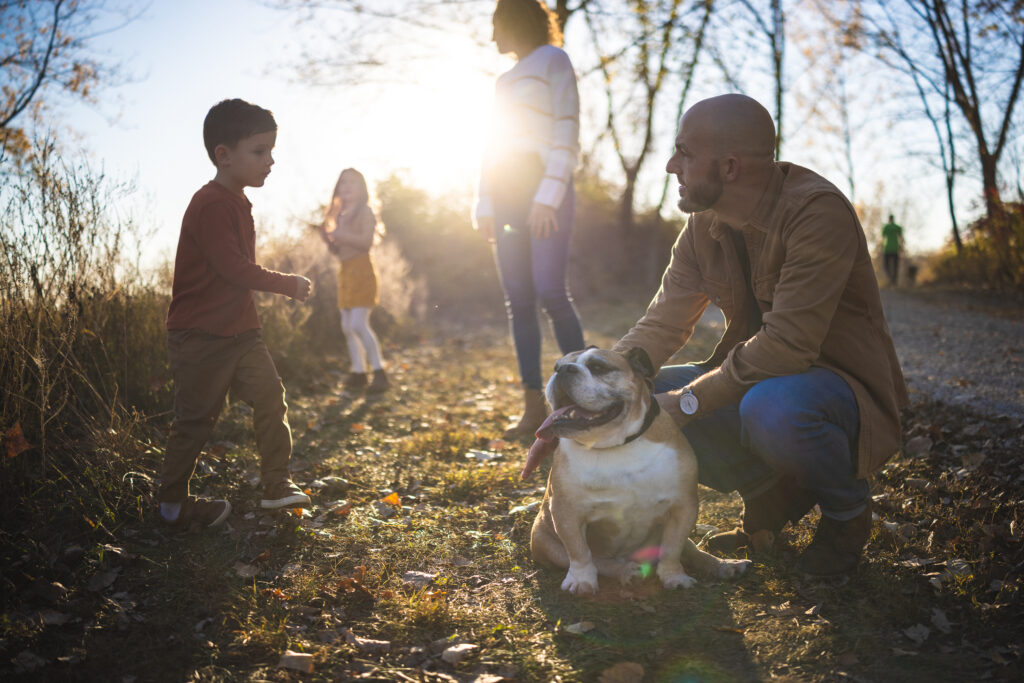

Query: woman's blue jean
[655,364,869,520]
[493,185,584,390]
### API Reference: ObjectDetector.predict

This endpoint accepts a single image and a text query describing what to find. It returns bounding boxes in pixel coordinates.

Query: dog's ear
[624,347,655,379]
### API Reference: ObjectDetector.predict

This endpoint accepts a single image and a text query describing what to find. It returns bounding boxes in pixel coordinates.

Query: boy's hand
[292,275,312,302]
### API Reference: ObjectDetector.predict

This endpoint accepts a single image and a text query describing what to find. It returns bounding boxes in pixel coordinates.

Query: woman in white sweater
[475,0,585,438]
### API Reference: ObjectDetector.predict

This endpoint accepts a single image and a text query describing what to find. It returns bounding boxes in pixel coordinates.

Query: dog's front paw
[713,558,753,579]
[658,561,698,589]
[561,564,599,595]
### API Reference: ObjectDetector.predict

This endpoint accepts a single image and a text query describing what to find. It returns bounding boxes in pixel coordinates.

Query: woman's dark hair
[493,0,562,49]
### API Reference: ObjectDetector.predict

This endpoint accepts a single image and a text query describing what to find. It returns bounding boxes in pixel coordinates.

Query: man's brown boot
[795,500,873,577]
[503,387,548,439]
[707,477,817,553]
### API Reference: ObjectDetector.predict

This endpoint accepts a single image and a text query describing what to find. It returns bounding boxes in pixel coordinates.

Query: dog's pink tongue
[534,405,571,442]
[520,405,573,479]
[521,437,557,479]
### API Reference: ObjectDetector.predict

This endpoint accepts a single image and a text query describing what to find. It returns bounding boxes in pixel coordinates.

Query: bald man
[612,94,907,576]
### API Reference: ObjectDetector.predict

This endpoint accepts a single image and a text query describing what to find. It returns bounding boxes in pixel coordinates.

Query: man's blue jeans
[655,364,869,521]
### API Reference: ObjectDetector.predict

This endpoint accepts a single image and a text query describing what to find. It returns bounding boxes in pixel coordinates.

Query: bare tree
[732,0,786,159]
[1,0,130,160]
[582,0,714,226]
[868,0,1024,228]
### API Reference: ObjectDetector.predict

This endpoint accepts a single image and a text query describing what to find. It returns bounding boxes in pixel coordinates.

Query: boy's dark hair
[203,99,277,165]
[493,0,562,49]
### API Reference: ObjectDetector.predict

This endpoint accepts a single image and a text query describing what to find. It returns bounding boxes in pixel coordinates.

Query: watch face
[679,392,699,415]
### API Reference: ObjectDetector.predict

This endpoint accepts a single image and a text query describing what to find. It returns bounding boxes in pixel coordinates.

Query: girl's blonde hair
[324,167,384,238]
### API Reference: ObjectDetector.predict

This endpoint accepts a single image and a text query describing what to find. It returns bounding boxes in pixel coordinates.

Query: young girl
[318,168,390,395]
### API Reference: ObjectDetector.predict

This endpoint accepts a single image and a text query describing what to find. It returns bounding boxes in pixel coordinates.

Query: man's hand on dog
[656,389,692,428]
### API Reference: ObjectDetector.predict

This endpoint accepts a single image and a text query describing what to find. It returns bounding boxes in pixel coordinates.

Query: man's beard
[677,164,723,214]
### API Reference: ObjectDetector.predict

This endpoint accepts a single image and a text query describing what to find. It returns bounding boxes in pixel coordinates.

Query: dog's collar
[622,394,660,446]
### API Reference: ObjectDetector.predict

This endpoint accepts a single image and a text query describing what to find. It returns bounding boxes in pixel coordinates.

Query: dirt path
[881,288,1024,420]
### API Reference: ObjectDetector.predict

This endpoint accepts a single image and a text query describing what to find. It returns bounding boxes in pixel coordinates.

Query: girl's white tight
[340,306,383,373]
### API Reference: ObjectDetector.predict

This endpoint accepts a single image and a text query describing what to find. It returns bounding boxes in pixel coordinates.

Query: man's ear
[720,154,740,182]
[624,347,655,379]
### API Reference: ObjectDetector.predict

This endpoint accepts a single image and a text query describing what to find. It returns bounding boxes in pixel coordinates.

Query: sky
[68,0,499,265]
[61,0,973,267]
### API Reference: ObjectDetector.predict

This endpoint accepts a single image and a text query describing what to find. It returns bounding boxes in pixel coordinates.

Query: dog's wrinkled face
[537,347,654,443]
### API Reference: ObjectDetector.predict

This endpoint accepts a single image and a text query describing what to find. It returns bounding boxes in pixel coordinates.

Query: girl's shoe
[367,370,391,394]
[343,372,368,393]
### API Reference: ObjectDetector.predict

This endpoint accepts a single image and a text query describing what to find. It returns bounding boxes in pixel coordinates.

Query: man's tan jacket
[615,163,908,477]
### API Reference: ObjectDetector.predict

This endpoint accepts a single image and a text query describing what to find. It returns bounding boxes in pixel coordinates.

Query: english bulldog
[523,347,751,595]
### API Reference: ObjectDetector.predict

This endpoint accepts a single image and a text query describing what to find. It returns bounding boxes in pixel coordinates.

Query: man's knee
[739,383,804,464]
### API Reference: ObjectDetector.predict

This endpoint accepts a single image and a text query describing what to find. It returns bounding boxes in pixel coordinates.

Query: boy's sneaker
[261,480,312,509]
[343,372,368,394]
[163,496,231,529]
[367,370,391,395]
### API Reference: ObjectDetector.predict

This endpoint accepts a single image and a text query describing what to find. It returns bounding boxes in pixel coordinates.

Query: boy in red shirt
[159,98,313,529]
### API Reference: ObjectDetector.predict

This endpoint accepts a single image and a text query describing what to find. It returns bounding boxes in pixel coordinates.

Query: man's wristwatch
[678,389,699,416]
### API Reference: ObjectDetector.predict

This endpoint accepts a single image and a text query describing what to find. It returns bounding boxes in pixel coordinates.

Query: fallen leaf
[5,422,31,458]
[262,587,292,601]
[466,449,502,462]
[350,423,367,433]
[508,501,541,516]
[960,452,986,470]
[487,439,509,450]
[12,650,47,673]
[38,609,71,626]
[441,642,478,665]
[234,562,258,578]
[86,568,120,592]
[904,435,932,457]
[381,492,401,506]
[837,651,860,666]
[345,630,392,653]
[402,571,436,588]
[944,558,971,577]
[564,621,595,634]
[904,623,930,645]
[711,625,745,635]
[931,608,952,634]
[598,661,645,683]
[278,650,314,673]
[317,629,341,643]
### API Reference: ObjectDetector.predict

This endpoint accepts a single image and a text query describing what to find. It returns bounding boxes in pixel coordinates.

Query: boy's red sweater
[166,181,296,336]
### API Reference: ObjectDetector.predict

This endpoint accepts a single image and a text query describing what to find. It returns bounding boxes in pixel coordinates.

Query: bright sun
[389,58,496,194]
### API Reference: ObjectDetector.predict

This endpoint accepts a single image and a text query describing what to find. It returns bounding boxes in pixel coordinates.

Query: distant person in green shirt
[881,214,904,286]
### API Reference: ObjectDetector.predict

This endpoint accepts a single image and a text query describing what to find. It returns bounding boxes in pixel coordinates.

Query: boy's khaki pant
[159,328,293,503]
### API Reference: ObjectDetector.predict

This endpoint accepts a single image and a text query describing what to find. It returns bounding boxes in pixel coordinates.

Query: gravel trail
[881,289,1024,420]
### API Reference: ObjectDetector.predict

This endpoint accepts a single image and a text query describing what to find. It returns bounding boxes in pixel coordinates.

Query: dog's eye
[587,362,612,375]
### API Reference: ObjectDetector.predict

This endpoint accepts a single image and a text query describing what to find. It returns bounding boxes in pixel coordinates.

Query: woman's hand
[528,203,558,238]
[476,216,496,243]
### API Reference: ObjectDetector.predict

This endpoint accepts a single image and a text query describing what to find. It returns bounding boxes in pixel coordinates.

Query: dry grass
[1,309,1022,682]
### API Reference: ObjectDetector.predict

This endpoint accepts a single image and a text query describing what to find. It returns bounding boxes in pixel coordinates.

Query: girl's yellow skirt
[337,253,378,309]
